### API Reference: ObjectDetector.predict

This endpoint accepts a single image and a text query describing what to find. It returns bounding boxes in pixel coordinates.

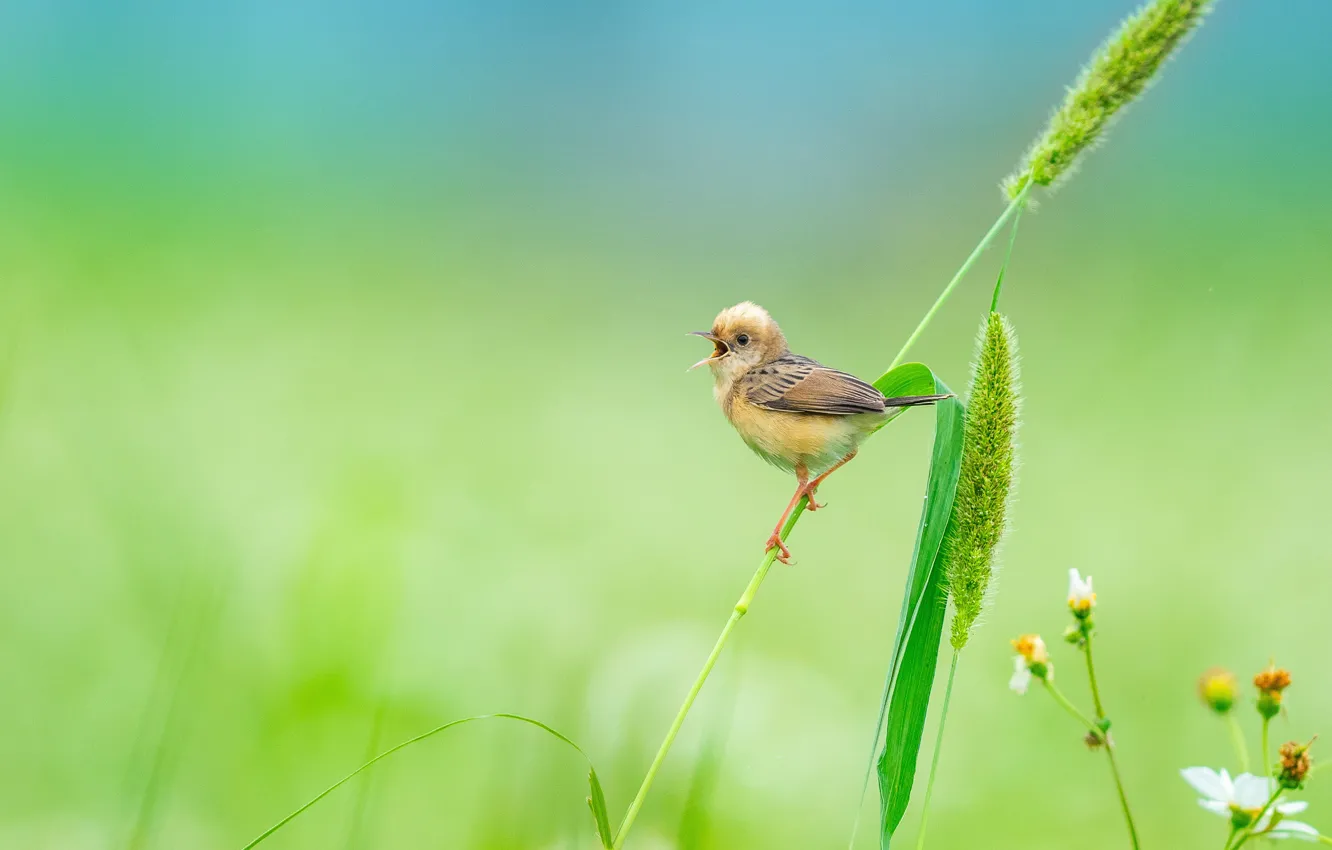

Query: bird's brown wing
[741,354,887,415]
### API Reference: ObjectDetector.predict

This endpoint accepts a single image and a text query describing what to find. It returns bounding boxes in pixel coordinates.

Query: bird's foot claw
[765,533,793,564]
[802,487,825,511]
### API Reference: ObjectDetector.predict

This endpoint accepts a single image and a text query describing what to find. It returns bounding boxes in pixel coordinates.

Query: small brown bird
[691,302,948,563]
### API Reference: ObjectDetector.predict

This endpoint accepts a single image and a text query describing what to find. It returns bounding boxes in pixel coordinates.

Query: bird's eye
[736,333,750,346]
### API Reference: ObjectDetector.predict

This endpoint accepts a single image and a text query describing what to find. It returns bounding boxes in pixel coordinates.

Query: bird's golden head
[689,301,788,378]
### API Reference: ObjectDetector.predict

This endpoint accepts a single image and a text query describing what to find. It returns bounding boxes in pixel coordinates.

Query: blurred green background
[3,1,1331,848]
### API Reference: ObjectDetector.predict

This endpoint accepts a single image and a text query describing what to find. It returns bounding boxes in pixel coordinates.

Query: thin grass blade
[588,766,614,848]
[342,699,389,850]
[241,713,605,849]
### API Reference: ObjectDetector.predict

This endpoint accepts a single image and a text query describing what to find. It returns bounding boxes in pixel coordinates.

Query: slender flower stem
[1080,633,1140,850]
[612,505,803,849]
[914,649,961,850]
[888,183,1031,371]
[1314,835,1332,846]
[1227,714,1251,773]
[1083,631,1107,719]
[1261,717,1272,779]
[1102,745,1140,850]
[1041,679,1103,739]
[1042,678,1139,850]
[1228,788,1283,850]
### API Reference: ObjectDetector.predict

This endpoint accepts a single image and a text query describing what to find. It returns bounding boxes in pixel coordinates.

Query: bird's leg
[765,464,816,564]
[800,463,826,512]
[805,449,858,507]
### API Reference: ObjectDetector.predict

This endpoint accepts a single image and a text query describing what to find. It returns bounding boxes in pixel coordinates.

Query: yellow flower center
[1011,634,1048,664]
[1068,593,1096,612]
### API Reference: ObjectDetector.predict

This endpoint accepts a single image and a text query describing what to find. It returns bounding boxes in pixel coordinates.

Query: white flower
[1009,655,1033,695]
[1008,634,1052,695]
[1181,767,1320,841]
[1067,568,1096,614]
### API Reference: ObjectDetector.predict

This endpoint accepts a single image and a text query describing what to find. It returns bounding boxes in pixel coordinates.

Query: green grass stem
[990,196,1028,313]
[913,649,960,850]
[1262,717,1272,778]
[1227,714,1251,773]
[612,505,801,849]
[888,182,1031,372]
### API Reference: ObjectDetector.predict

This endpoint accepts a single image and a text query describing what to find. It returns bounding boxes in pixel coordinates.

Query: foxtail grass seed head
[1278,739,1314,790]
[1009,634,1052,695]
[945,312,1020,650]
[1198,668,1238,715]
[1003,0,1215,199]
[1254,664,1292,720]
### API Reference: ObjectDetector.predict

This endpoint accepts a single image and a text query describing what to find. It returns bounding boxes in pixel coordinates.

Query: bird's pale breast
[725,394,881,475]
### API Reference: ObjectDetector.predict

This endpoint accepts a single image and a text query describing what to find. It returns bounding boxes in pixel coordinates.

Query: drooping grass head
[1004,0,1214,198]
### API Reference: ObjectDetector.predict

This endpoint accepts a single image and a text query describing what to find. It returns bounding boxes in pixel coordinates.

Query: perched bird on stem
[690,302,949,564]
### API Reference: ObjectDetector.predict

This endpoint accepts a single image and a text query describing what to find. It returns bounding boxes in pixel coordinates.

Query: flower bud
[1197,668,1237,715]
[1254,664,1292,720]
[1067,568,1096,619]
[1278,739,1314,790]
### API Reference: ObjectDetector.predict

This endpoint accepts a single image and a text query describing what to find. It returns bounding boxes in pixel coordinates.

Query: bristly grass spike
[946,312,1020,650]
[1003,0,1215,199]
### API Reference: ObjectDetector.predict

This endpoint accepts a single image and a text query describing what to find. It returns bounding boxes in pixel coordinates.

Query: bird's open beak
[687,331,729,371]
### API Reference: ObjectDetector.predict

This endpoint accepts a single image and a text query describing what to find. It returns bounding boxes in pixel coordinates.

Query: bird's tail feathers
[883,393,954,408]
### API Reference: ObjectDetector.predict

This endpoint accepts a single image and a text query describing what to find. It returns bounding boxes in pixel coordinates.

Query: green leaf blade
[589,767,614,848]
[872,362,936,399]
[866,367,966,848]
